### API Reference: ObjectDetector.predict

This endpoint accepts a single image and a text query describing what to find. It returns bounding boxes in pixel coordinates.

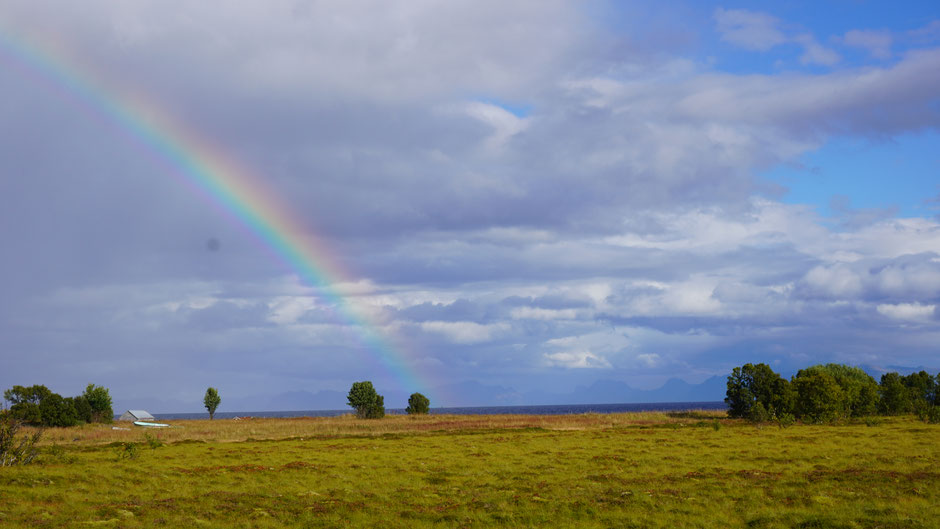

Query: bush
[0,409,41,466]
[406,393,430,415]
[347,381,385,419]
[776,413,796,428]
[914,401,940,424]
[747,401,771,423]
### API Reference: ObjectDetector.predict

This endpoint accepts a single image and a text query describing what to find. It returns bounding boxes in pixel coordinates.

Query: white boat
[133,421,170,428]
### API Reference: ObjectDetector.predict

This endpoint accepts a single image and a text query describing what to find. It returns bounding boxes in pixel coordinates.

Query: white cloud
[843,29,892,59]
[510,307,578,320]
[543,350,612,369]
[419,321,509,344]
[714,8,787,51]
[876,303,936,322]
[794,34,841,66]
[636,353,660,368]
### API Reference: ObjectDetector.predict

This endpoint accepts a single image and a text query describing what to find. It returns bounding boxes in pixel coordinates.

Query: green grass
[0,414,937,527]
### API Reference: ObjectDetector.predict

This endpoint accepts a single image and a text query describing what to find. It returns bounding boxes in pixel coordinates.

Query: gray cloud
[1,2,938,408]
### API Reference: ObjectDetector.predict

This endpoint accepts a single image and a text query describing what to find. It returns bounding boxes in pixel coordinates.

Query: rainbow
[0,24,433,398]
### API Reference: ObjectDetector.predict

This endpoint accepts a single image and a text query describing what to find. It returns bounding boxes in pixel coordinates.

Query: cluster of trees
[2,384,113,427]
[346,381,430,418]
[726,363,940,424]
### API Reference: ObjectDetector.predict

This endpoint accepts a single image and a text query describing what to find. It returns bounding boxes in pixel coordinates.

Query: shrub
[776,413,796,428]
[0,409,41,466]
[406,393,430,415]
[747,401,771,423]
[347,381,385,419]
[914,401,940,424]
[116,442,140,460]
[144,432,164,451]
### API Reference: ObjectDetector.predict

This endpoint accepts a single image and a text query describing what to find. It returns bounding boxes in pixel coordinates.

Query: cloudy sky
[1,1,938,411]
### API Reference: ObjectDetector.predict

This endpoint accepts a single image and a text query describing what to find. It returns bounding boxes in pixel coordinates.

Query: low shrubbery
[727,363,940,424]
[0,408,41,466]
[3,383,113,428]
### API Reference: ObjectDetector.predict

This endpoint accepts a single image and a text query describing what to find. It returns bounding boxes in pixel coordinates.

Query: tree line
[726,363,940,424]
[2,384,113,427]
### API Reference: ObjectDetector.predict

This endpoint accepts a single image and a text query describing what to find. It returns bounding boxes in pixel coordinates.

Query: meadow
[1,412,937,528]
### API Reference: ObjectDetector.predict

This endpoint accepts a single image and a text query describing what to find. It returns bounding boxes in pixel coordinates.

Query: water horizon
[133,401,727,421]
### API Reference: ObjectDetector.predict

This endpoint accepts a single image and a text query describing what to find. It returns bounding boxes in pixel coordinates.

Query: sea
[149,401,726,421]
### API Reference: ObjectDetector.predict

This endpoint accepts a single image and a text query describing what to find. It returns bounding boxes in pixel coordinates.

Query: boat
[133,421,170,428]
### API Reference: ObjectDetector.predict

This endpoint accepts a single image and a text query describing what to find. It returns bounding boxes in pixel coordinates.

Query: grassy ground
[0,412,937,528]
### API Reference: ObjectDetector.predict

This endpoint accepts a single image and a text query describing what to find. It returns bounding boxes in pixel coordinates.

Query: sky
[1,1,938,412]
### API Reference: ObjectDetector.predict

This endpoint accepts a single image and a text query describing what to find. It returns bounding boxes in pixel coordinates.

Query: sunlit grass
[1,413,936,528]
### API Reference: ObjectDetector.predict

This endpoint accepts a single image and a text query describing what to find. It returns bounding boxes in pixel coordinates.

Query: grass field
[1,412,937,528]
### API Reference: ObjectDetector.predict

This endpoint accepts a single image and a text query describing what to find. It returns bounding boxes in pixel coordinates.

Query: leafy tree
[204,387,221,420]
[72,395,93,424]
[347,381,385,419]
[406,393,430,415]
[878,372,912,415]
[725,363,793,419]
[82,384,113,423]
[3,385,52,425]
[796,364,878,418]
[902,371,937,405]
[792,372,844,423]
[39,394,80,427]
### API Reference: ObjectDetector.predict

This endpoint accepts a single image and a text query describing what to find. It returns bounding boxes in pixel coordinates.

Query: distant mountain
[114,375,728,414]
[428,375,726,408]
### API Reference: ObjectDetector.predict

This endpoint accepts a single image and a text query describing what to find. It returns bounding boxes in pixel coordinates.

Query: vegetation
[406,392,430,415]
[346,381,385,419]
[204,387,221,420]
[0,408,41,466]
[82,383,113,424]
[3,383,113,427]
[0,412,936,527]
[727,363,940,424]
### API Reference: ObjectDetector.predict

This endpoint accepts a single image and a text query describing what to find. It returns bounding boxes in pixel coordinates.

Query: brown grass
[33,410,728,446]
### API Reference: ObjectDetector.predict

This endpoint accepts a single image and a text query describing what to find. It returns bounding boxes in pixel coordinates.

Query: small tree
[347,381,385,419]
[204,387,221,420]
[725,363,792,419]
[406,393,430,415]
[82,383,113,423]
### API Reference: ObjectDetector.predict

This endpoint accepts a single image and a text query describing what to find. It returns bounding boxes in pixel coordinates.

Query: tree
[725,363,793,419]
[347,381,385,419]
[39,394,79,427]
[878,372,912,415]
[792,372,844,423]
[3,385,52,425]
[796,364,878,418]
[204,387,221,420]
[406,393,430,415]
[902,371,937,405]
[82,384,113,423]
